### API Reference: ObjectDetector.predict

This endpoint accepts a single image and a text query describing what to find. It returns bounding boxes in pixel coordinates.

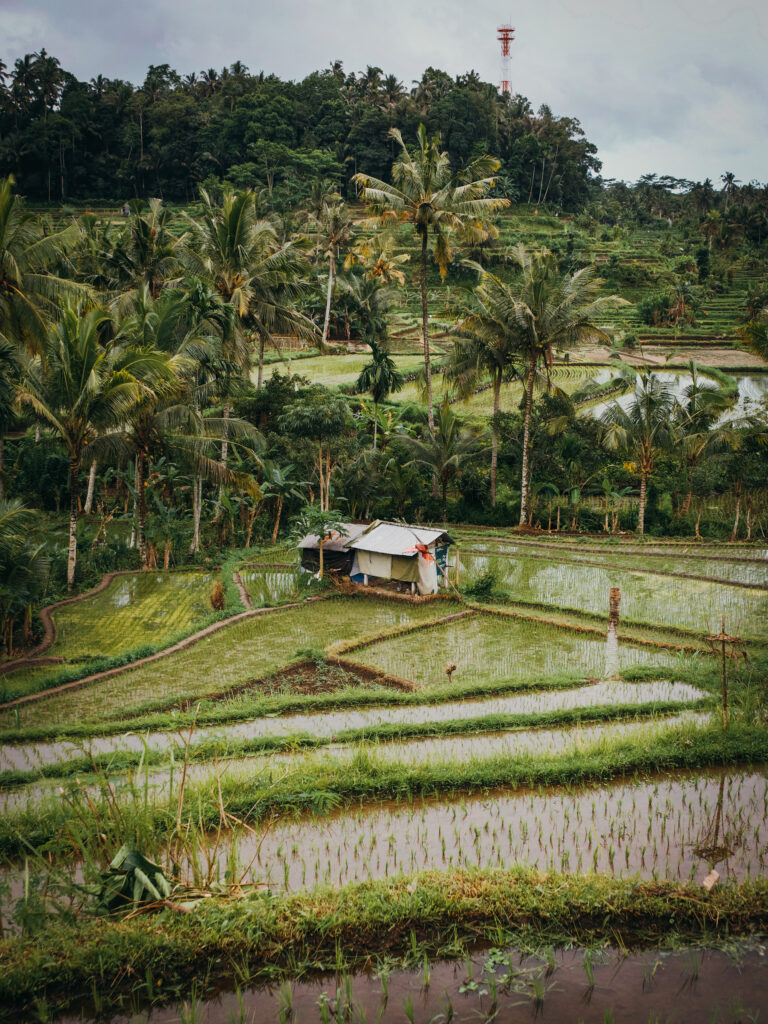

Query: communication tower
[497,24,515,95]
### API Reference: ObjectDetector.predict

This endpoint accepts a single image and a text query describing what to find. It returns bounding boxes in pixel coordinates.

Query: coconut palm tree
[674,363,733,517]
[0,499,49,654]
[16,305,173,588]
[450,271,524,506]
[504,246,626,526]
[181,187,316,404]
[0,176,88,353]
[399,400,485,521]
[314,201,354,348]
[353,126,509,433]
[110,198,183,300]
[356,340,404,449]
[600,373,678,535]
[0,338,21,497]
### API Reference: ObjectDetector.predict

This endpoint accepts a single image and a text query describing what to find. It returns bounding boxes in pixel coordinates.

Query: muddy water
[186,765,763,891]
[69,944,768,1024]
[0,680,705,774]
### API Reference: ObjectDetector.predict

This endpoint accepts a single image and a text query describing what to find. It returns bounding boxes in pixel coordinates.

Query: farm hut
[297,523,367,574]
[346,521,454,595]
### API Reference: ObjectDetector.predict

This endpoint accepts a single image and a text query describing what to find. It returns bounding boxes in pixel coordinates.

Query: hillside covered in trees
[0,53,601,206]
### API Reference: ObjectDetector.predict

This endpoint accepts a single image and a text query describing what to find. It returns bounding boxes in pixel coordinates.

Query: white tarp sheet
[357,550,393,579]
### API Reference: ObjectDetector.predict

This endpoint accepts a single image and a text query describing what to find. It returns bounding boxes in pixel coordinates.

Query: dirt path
[232,571,253,609]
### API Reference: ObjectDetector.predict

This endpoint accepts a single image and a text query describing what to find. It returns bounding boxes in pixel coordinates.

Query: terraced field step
[0,679,706,777]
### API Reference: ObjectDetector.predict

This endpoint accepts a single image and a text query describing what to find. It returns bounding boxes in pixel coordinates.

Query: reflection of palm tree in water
[694,775,733,866]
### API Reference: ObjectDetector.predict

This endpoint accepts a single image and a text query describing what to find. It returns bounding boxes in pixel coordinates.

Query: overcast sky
[3,0,767,184]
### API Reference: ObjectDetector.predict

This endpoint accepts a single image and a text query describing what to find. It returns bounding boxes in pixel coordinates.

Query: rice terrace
[1,5,768,1022]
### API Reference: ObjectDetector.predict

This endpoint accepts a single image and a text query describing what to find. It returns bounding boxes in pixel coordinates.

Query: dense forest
[0,52,601,207]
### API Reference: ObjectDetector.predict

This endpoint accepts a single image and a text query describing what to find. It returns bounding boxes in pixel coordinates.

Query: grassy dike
[1,722,765,863]
[2,868,768,1019]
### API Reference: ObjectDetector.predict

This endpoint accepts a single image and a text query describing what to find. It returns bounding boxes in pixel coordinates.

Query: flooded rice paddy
[83,943,768,1024]
[0,681,705,774]
[356,613,681,688]
[178,766,766,891]
[457,552,768,638]
[0,711,709,811]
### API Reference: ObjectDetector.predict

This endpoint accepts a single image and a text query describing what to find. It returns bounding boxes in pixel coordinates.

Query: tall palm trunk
[321,250,335,350]
[373,402,378,450]
[0,436,4,499]
[680,489,693,518]
[67,456,79,591]
[136,451,148,568]
[220,400,231,466]
[731,487,741,541]
[271,495,283,543]
[638,470,648,535]
[257,336,265,390]
[190,476,202,553]
[518,358,536,526]
[84,461,97,515]
[420,232,434,434]
[490,371,501,507]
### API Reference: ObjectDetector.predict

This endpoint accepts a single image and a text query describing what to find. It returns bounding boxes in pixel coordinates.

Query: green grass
[3,869,768,1021]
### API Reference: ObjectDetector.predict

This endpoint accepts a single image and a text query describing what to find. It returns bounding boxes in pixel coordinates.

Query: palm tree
[111,287,262,562]
[353,126,509,433]
[0,338,21,497]
[674,363,732,517]
[261,460,306,542]
[450,271,524,506]
[315,201,354,348]
[356,340,404,449]
[0,499,49,654]
[600,373,678,535]
[504,246,625,526]
[16,306,171,588]
[344,231,410,285]
[182,188,316,401]
[399,400,485,521]
[0,176,88,353]
[110,198,183,300]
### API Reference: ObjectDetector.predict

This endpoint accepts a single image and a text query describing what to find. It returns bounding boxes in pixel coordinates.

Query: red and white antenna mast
[497,23,515,95]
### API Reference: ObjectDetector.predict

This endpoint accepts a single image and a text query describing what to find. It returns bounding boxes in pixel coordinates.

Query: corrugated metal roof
[297,522,367,552]
[345,521,451,557]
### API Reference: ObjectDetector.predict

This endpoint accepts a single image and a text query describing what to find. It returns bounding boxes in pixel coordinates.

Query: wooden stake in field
[704,617,747,730]
[604,586,621,679]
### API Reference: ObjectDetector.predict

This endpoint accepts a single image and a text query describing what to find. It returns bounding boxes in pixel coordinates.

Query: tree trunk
[442,477,448,523]
[638,471,648,536]
[163,537,170,570]
[321,251,335,350]
[317,443,325,511]
[220,400,231,467]
[189,476,202,553]
[680,489,693,518]
[84,461,97,515]
[67,457,79,591]
[491,372,501,507]
[731,492,741,541]
[318,539,325,579]
[695,506,702,540]
[420,232,434,434]
[136,451,148,568]
[373,403,378,450]
[518,359,536,526]
[746,497,752,541]
[0,436,4,499]
[271,495,283,543]
[257,335,265,390]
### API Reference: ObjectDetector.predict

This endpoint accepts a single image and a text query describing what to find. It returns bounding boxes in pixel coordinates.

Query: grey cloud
[2,0,766,182]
